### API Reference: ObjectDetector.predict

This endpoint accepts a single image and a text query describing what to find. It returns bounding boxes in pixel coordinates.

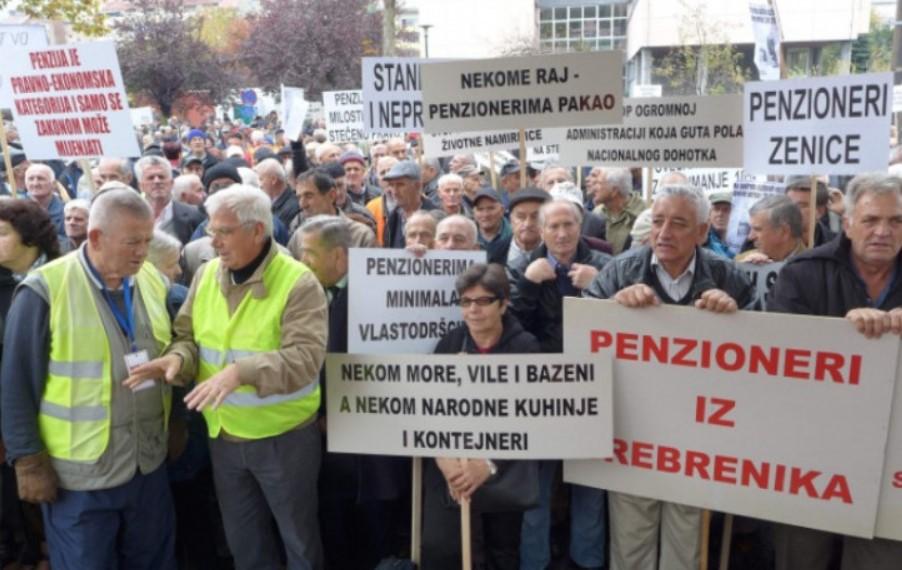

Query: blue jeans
[520,460,606,569]
[41,465,176,570]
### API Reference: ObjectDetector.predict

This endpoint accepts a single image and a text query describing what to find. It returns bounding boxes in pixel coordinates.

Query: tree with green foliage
[0,0,106,36]
[654,1,750,95]
[852,10,892,73]
[115,0,239,117]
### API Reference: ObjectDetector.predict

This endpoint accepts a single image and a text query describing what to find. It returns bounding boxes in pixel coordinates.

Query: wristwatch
[485,459,498,477]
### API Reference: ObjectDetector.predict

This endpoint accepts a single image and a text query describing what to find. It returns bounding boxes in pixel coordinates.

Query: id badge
[124,349,155,392]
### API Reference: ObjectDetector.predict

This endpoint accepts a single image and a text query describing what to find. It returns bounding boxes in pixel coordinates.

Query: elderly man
[386,137,407,161]
[473,189,512,263]
[589,166,646,254]
[319,161,376,231]
[457,164,483,211]
[127,185,328,570]
[172,174,205,207]
[503,188,550,266]
[315,143,342,165]
[736,195,805,264]
[25,163,66,239]
[509,198,610,570]
[703,190,734,258]
[436,173,465,216]
[584,184,753,570]
[288,168,375,259]
[366,156,399,245]
[366,143,388,187]
[98,157,133,187]
[136,156,204,245]
[549,181,608,245]
[62,198,90,252]
[436,214,480,251]
[255,158,299,229]
[382,160,438,248]
[341,150,381,206]
[784,175,837,247]
[404,210,438,253]
[1,188,176,569]
[298,216,407,567]
[421,157,442,199]
[769,173,902,570]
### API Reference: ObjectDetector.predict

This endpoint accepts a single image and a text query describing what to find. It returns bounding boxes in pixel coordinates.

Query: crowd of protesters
[0,108,899,570]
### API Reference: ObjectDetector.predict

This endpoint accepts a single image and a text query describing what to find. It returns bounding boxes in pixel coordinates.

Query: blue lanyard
[85,255,137,349]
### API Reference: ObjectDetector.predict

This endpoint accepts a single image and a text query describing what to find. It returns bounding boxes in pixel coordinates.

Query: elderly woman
[0,197,60,569]
[422,263,540,570]
[436,173,466,216]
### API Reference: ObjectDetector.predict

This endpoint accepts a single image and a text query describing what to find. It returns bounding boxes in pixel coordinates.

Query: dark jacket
[383,197,439,248]
[271,186,300,230]
[583,245,755,310]
[434,312,540,355]
[769,233,902,316]
[170,200,205,246]
[581,210,607,241]
[509,240,611,353]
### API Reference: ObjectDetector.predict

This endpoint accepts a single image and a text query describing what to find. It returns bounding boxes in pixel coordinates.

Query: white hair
[255,158,287,184]
[225,145,245,158]
[64,198,90,215]
[315,143,341,162]
[436,214,477,248]
[539,198,583,227]
[204,184,273,237]
[147,229,182,267]
[99,157,132,181]
[845,172,902,219]
[437,173,463,189]
[134,155,171,182]
[655,184,710,223]
[172,174,202,201]
[238,167,260,187]
[25,162,54,179]
[88,187,152,231]
[596,167,633,197]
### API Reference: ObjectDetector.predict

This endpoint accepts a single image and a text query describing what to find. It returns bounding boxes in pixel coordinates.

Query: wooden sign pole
[518,129,527,189]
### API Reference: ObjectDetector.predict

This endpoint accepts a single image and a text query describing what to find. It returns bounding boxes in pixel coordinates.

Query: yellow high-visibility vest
[193,252,320,439]
[37,255,172,461]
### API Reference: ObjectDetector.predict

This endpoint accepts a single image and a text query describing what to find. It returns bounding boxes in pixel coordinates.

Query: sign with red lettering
[562,299,899,537]
[4,40,140,160]
[875,353,902,540]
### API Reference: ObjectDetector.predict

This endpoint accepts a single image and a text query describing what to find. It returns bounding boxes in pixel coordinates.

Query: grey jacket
[583,245,755,309]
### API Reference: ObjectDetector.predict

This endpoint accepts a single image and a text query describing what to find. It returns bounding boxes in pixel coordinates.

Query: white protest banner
[736,261,784,308]
[420,52,623,133]
[326,353,613,459]
[749,3,781,81]
[362,57,425,135]
[422,128,550,159]
[526,143,560,166]
[348,248,485,355]
[281,86,308,141]
[0,24,48,109]
[562,299,899,537]
[744,72,892,175]
[725,179,786,253]
[323,90,368,143]
[876,356,902,539]
[646,167,750,198]
[5,40,140,160]
[893,85,902,113]
[557,95,743,168]
[129,106,154,127]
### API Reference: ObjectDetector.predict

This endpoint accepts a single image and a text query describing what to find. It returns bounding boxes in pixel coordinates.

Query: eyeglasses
[459,296,499,308]
[205,222,252,238]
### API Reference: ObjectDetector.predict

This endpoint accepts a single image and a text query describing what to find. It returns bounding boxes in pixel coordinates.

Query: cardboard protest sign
[323,90,367,144]
[280,86,308,141]
[876,354,902,540]
[129,106,154,127]
[0,24,48,109]
[749,4,781,82]
[556,95,743,168]
[348,248,485,355]
[420,52,623,133]
[645,167,750,198]
[326,353,613,459]
[725,179,786,253]
[743,72,892,174]
[362,57,425,135]
[736,261,784,308]
[4,40,140,160]
[562,299,899,537]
